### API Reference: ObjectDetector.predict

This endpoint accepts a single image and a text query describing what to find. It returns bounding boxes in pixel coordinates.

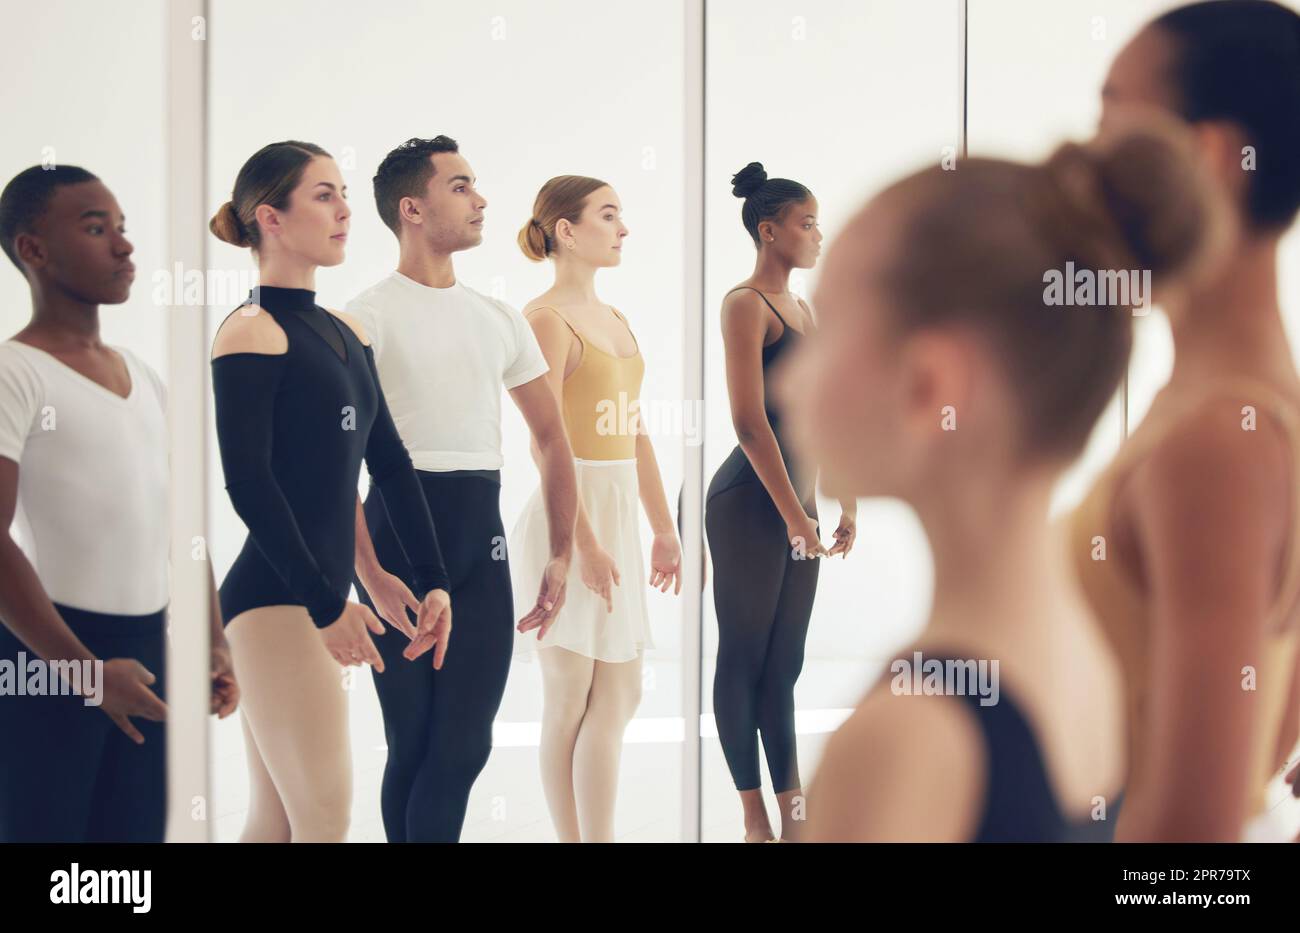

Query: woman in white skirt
[511,175,682,842]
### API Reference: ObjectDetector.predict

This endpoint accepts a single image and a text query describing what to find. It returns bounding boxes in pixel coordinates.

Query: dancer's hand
[518,556,569,640]
[577,541,620,613]
[649,532,683,595]
[359,566,420,639]
[209,642,239,718]
[827,512,857,558]
[320,602,386,672]
[99,658,168,744]
[405,588,452,669]
[786,513,828,559]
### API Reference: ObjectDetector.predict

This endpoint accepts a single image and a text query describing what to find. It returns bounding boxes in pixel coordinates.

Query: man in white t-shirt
[0,165,238,841]
[346,136,577,843]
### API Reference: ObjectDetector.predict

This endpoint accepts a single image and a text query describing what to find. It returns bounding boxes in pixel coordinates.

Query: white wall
[0,0,168,373]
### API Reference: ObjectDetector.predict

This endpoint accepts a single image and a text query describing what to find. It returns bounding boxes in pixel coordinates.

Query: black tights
[705,481,819,793]
[0,604,167,842]
[355,470,514,843]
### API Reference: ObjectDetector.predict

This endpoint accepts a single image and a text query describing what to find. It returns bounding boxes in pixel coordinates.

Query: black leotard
[707,287,813,503]
[705,286,820,793]
[212,285,448,629]
[926,660,1121,842]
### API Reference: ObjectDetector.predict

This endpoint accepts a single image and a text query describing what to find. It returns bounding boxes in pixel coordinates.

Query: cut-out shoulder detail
[326,308,371,347]
[211,305,288,359]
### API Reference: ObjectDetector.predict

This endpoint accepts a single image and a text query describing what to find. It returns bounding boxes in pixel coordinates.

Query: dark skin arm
[720,289,826,555]
[0,457,168,741]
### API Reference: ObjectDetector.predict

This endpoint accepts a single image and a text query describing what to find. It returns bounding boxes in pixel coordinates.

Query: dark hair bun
[731,162,767,199]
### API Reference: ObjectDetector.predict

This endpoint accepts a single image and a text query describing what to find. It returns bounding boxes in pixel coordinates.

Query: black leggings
[355,470,514,843]
[705,481,819,793]
[0,603,167,842]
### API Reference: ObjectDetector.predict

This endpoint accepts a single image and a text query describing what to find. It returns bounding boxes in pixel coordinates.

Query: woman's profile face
[762,195,822,269]
[255,155,351,267]
[566,185,627,268]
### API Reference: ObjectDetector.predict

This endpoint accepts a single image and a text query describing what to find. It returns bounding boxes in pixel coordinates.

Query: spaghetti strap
[725,285,790,328]
[608,306,641,356]
[526,305,585,349]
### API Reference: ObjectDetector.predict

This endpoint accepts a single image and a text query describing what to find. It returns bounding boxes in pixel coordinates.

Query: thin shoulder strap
[608,306,641,355]
[725,285,790,328]
[525,305,584,347]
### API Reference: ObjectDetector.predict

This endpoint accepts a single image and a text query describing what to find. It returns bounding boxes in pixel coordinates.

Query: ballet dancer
[1070,0,1300,842]
[705,162,856,843]
[0,164,237,841]
[346,136,579,842]
[509,175,683,842]
[210,140,451,842]
[796,120,1221,841]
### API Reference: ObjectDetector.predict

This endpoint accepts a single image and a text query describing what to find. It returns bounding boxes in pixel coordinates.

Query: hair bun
[1041,118,1222,283]
[209,200,249,248]
[731,162,767,199]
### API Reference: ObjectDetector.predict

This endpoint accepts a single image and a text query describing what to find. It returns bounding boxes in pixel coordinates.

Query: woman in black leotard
[209,140,451,842]
[705,162,857,843]
[796,123,1221,841]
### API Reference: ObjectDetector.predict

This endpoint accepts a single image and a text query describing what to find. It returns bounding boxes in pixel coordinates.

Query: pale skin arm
[633,403,682,594]
[0,457,168,742]
[510,373,577,635]
[1119,400,1290,841]
[524,307,622,613]
[720,290,826,555]
[806,686,982,841]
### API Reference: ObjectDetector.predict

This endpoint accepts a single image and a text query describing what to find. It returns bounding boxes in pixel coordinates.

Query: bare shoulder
[808,684,984,841]
[211,305,288,359]
[1137,394,1289,509]
[522,304,573,338]
[719,285,769,338]
[325,308,371,347]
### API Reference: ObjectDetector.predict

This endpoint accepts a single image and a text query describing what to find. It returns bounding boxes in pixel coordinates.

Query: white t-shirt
[0,341,169,615]
[345,272,549,471]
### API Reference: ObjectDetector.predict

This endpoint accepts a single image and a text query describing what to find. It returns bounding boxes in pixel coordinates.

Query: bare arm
[522,308,588,554]
[0,457,96,666]
[720,291,810,530]
[807,687,982,842]
[513,375,577,563]
[1121,400,1289,841]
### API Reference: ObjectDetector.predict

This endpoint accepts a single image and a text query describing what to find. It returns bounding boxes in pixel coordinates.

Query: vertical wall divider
[681,0,706,844]
[164,0,211,843]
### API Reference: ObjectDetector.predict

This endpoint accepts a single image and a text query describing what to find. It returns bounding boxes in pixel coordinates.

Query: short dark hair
[1153,0,1300,231]
[0,164,101,271]
[372,136,460,235]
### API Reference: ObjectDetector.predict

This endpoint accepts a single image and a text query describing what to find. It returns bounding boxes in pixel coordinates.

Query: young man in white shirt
[0,165,238,841]
[347,136,577,843]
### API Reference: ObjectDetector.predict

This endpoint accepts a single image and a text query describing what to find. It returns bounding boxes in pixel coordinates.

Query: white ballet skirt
[509,458,654,663]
